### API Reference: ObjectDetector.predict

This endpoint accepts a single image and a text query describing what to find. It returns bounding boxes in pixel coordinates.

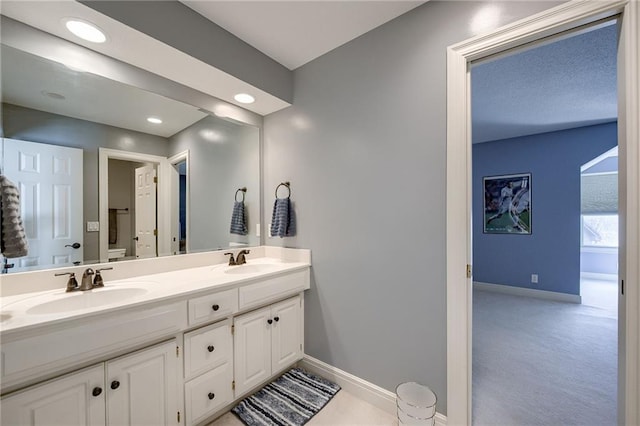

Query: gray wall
[2,103,170,261]
[169,115,260,251]
[263,1,561,414]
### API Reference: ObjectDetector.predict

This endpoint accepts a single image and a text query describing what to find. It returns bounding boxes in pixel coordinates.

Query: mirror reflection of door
[134,164,158,258]
[170,160,188,255]
[3,138,83,270]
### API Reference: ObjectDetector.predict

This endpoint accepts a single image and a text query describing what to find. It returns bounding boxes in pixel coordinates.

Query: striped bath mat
[232,368,341,426]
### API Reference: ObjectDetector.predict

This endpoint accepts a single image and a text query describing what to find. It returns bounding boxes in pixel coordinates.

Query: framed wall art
[483,173,531,234]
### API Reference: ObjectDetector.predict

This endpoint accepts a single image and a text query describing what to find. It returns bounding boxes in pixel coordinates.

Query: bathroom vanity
[0,247,310,426]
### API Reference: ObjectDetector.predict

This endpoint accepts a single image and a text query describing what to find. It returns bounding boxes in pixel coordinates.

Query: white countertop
[0,257,310,336]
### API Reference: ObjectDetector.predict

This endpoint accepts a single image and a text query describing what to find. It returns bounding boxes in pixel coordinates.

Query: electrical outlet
[531,274,539,284]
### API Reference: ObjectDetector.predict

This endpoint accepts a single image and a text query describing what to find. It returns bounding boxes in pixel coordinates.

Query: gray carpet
[472,290,617,426]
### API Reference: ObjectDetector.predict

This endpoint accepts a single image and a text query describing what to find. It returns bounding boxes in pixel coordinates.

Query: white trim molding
[446,1,637,425]
[474,282,581,304]
[580,272,618,282]
[299,355,447,426]
[98,148,172,262]
[167,150,190,255]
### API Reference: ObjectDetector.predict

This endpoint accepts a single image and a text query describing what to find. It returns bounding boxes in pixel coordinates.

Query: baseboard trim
[299,355,447,426]
[474,281,581,304]
[580,272,618,281]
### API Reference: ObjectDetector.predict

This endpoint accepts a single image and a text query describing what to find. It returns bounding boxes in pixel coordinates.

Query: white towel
[0,175,29,258]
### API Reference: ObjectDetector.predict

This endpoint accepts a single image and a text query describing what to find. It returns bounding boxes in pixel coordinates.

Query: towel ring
[275,182,291,199]
[235,187,247,202]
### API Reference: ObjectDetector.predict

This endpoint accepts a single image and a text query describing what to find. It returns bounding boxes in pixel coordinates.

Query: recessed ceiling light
[64,19,107,43]
[234,93,255,104]
[147,117,163,124]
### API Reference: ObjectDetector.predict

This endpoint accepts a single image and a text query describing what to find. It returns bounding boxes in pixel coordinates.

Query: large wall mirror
[0,18,262,273]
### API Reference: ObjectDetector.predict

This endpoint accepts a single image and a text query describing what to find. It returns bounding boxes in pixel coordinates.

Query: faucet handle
[224,252,236,266]
[93,267,113,287]
[55,272,78,292]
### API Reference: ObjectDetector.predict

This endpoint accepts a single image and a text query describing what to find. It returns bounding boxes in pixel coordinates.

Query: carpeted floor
[472,289,617,426]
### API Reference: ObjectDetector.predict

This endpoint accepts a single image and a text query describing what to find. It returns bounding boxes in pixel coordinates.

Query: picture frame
[483,173,531,234]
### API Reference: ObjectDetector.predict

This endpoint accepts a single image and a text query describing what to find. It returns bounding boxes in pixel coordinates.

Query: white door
[106,340,179,426]
[134,165,157,258]
[271,296,303,375]
[0,365,105,426]
[233,306,272,397]
[3,138,83,270]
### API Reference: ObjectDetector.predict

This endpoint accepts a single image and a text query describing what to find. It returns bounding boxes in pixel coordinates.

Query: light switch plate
[256,223,261,237]
[87,221,100,232]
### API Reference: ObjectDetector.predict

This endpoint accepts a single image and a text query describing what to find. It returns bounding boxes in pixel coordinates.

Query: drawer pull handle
[208,345,215,352]
[212,304,220,311]
[208,392,215,400]
[274,316,280,322]
[267,319,273,325]
[92,387,102,397]
[110,380,120,390]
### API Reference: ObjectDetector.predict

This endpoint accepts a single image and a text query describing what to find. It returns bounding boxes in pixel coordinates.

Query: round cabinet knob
[92,387,103,397]
[110,380,120,390]
[208,392,215,400]
[207,345,215,352]
[267,319,273,325]
[211,304,220,311]
[274,316,280,322]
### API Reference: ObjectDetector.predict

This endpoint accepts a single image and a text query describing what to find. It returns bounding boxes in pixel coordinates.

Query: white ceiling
[1,46,207,138]
[182,1,425,70]
[472,21,618,143]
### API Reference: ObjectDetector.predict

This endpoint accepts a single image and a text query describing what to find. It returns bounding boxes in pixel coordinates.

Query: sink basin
[224,263,279,275]
[26,287,149,315]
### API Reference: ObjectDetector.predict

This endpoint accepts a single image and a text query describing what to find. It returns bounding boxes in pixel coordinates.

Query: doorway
[445,1,639,425]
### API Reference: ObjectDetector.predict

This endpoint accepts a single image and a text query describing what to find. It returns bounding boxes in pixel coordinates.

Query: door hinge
[622,279,625,295]
[153,229,158,236]
[154,176,158,184]
[466,264,472,279]
[232,380,236,391]
[176,346,180,357]
[231,324,235,335]
[177,411,180,423]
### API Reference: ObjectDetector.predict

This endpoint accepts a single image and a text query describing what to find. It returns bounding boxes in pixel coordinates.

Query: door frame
[445,1,639,424]
[98,148,172,261]
[168,150,190,254]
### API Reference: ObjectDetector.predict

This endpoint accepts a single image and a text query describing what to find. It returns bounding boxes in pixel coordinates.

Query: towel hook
[275,182,291,199]
[235,187,247,202]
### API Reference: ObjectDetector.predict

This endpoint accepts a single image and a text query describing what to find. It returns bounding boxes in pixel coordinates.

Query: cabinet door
[233,306,271,397]
[271,296,302,374]
[106,340,179,426]
[0,365,105,426]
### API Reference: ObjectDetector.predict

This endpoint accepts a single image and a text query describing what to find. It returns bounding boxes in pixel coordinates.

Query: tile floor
[207,389,398,426]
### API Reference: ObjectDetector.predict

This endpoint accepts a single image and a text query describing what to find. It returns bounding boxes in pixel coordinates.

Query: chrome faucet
[93,267,113,288]
[236,249,250,265]
[78,268,95,291]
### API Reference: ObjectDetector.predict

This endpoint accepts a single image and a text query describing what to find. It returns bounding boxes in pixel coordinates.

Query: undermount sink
[224,263,279,275]
[26,287,149,315]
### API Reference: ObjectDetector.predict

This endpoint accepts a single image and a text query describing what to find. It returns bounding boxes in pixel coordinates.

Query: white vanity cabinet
[0,339,180,426]
[0,365,106,426]
[234,295,303,397]
[183,320,233,425]
[106,340,180,426]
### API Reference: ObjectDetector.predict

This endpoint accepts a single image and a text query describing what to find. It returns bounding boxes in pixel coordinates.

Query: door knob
[110,380,120,390]
[211,304,220,311]
[267,319,273,324]
[208,392,215,400]
[65,242,81,249]
[207,345,215,352]
[92,387,102,397]
[133,236,139,241]
[274,316,280,322]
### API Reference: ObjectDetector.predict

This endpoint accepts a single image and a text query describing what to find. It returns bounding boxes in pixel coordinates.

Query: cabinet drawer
[184,320,231,380]
[1,301,187,391]
[188,289,238,327]
[238,269,309,310]
[184,362,233,426]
